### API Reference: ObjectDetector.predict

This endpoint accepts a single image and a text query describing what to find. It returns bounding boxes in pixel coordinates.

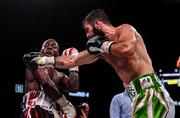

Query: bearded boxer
[24,9,175,118]
[22,39,79,118]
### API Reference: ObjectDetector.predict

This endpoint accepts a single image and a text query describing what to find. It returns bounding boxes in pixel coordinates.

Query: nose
[47,46,52,50]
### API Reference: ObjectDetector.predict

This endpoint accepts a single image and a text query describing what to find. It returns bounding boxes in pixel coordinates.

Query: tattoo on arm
[58,61,64,65]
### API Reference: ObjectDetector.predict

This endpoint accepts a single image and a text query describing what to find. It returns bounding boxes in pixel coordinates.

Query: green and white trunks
[126,73,175,118]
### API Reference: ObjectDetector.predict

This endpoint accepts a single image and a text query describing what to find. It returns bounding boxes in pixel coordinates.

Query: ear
[94,20,102,29]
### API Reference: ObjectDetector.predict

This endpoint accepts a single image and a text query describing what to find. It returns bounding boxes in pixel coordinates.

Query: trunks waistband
[126,73,162,99]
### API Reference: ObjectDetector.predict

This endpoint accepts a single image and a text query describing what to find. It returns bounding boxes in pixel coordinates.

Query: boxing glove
[23,52,43,71]
[32,56,55,66]
[86,35,115,54]
[23,52,55,71]
[62,47,79,72]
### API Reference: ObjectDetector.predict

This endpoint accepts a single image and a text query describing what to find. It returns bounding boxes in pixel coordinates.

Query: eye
[52,44,57,49]
[44,44,48,48]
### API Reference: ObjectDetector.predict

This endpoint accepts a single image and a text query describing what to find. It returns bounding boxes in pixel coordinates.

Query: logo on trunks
[127,84,137,99]
[139,76,154,89]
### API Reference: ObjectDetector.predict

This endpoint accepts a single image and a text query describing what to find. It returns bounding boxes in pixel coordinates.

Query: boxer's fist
[23,52,42,71]
[62,47,78,57]
[23,51,55,71]
[86,35,115,54]
[86,35,106,54]
[23,52,42,63]
[33,56,55,66]
[62,47,79,72]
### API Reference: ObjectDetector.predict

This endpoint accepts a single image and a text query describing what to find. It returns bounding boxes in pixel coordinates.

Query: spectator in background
[110,83,132,118]
[77,102,90,118]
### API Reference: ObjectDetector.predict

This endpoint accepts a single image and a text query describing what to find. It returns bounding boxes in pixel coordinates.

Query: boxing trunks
[126,73,175,118]
[22,90,76,118]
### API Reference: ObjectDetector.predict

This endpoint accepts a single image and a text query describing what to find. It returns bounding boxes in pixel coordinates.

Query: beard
[92,26,105,37]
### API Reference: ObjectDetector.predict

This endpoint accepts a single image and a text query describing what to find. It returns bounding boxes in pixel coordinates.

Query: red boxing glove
[62,47,78,57]
[62,47,79,72]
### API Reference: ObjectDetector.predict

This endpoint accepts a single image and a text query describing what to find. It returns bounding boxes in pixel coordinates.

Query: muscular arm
[55,50,100,69]
[110,24,136,57]
[32,68,63,101]
[28,67,76,108]
[58,71,79,92]
[32,67,80,97]
[26,50,100,70]
[23,54,71,107]
[25,68,39,92]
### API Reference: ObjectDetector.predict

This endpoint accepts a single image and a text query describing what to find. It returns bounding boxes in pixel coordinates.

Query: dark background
[0,0,179,117]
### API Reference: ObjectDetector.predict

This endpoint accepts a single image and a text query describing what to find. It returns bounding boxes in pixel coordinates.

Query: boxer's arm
[32,68,63,101]
[59,71,79,92]
[25,50,100,69]
[25,68,34,92]
[55,50,100,69]
[32,68,70,108]
[109,24,136,57]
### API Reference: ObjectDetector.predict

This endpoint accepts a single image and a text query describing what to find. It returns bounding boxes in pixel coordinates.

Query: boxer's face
[42,40,59,57]
[84,21,104,39]
[84,21,94,39]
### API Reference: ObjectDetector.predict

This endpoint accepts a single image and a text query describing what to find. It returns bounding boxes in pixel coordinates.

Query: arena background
[0,0,179,117]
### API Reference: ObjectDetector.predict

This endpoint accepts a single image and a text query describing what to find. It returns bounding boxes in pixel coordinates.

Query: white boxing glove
[62,47,79,72]
[33,56,55,66]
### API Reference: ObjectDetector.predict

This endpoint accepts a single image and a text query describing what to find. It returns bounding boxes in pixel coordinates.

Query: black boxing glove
[23,52,42,71]
[86,35,115,54]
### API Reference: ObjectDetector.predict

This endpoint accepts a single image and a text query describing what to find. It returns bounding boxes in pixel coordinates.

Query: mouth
[45,50,54,57]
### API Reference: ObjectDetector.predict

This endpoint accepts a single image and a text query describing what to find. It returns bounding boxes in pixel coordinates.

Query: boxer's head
[83,9,111,39]
[41,39,59,57]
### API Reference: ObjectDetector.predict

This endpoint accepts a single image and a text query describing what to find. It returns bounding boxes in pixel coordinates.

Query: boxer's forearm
[30,50,100,69]
[68,71,79,92]
[74,50,100,66]
[55,50,100,68]
[32,69,61,96]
